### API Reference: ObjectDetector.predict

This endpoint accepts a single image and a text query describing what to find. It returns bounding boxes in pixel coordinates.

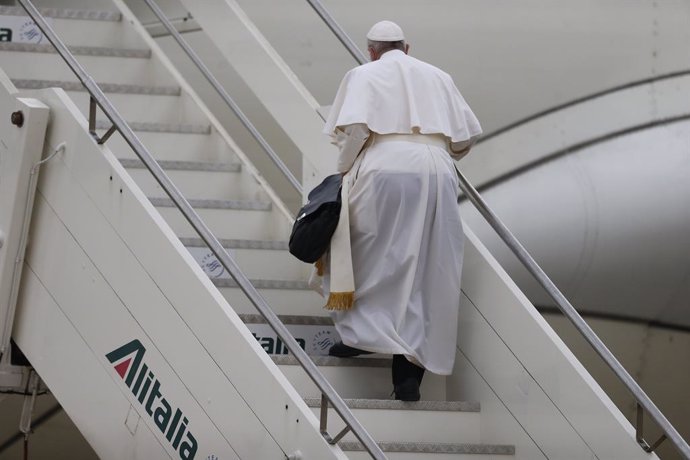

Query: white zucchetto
[366,20,405,42]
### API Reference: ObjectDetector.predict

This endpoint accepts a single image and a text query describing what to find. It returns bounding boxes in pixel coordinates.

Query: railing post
[319,393,329,436]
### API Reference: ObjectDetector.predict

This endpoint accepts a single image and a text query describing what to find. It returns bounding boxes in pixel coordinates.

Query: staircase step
[154,201,288,241]
[242,315,337,357]
[239,313,336,355]
[304,398,479,412]
[67,91,207,125]
[217,284,325,316]
[151,197,271,211]
[181,238,288,250]
[214,278,306,290]
[272,355,447,401]
[238,313,330,325]
[341,441,515,458]
[12,79,180,96]
[188,242,308,281]
[109,131,235,164]
[304,398,480,445]
[2,53,175,86]
[0,7,144,50]
[96,120,210,135]
[0,42,150,58]
[0,6,121,21]
[119,160,275,203]
[120,159,241,172]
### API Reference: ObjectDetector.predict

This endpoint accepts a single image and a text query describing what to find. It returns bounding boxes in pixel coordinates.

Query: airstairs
[0,1,687,459]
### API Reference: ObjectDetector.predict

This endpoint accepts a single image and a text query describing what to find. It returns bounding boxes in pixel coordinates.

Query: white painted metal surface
[276,355,447,402]
[0,69,49,364]
[112,0,294,223]
[463,73,690,188]
[450,227,658,459]
[461,121,690,328]
[12,86,346,459]
[2,1,686,458]
[174,0,339,197]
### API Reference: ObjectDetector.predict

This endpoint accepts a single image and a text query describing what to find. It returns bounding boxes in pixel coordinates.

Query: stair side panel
[13,87,346,460]
[448,225,657,459]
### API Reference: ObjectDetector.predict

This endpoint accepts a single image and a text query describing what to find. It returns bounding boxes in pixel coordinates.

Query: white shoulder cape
[323,50,482,142]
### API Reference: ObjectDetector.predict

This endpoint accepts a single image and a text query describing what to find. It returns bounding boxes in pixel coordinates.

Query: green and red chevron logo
[107,340,198,459]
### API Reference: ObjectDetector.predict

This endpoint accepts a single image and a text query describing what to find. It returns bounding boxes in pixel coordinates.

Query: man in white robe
[322,20,482,401]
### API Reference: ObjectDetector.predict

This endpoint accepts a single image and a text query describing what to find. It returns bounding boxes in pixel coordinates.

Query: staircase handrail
[16,1,385,458]
[305,0,690,457]
[305,0,368,64]
[456,168,689,458]
[145,0,303,196]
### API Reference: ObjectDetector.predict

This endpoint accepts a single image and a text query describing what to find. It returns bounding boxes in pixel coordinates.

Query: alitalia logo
[106,340,198,459]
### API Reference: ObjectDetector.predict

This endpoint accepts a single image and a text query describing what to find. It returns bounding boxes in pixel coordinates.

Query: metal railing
[16,1,384,458]
[305,1,690,458]
[457,171,688,458]
[305,0,368,64]
[142,0,302,195]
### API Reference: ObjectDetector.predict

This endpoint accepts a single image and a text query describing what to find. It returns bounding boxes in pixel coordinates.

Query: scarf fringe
[315,258,325,277]
[325,291,354,311]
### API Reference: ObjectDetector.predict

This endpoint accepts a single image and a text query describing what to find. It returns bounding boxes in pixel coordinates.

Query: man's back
[325,49,480,142]
[321,20,482,401]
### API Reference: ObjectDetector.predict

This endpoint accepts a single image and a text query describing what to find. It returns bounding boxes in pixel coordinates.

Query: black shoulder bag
[288,173,342,263]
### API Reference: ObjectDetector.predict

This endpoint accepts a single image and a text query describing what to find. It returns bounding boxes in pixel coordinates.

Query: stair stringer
[11,86,346,460]
[0,71,49,364]
[448,225,657,459]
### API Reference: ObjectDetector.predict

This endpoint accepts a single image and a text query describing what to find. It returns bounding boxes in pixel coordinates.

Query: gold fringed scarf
[314,257,325,277]
[325,291,354,310]
[324,165,356,311]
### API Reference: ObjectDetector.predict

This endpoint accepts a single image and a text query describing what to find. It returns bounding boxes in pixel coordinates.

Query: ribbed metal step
[151,197,272,211]
[118,158,259,202]
[119,159,241,173]
[213,278,307,290]
[238,313,330,325]
[0,6,121,21]
[0,42,150,58]
[4,50,169,86]
[96,120,210,134]
[155,203,286,241]
[340,441,515,456]
[12,79,180,96]
[188,244,307,284]
[216,285,323,316]
[272,354,447,400]
[304,398,480,413]
[273,355,390,368]
[305,399,488,447]
[181,237,287,250]
[66,91,208,127]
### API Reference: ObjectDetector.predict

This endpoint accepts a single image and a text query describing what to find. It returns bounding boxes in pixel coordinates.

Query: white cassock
[322,49,482,375]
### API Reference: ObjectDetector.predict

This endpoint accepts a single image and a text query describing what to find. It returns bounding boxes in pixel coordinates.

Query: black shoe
[328,341,373,358]
[394,377,421,402]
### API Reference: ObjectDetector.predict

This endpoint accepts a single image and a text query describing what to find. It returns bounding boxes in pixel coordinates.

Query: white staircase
[0,2,671,459]
[0,4,515,459]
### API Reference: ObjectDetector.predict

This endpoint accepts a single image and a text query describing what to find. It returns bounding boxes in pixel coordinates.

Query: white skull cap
[366,20,405,42]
